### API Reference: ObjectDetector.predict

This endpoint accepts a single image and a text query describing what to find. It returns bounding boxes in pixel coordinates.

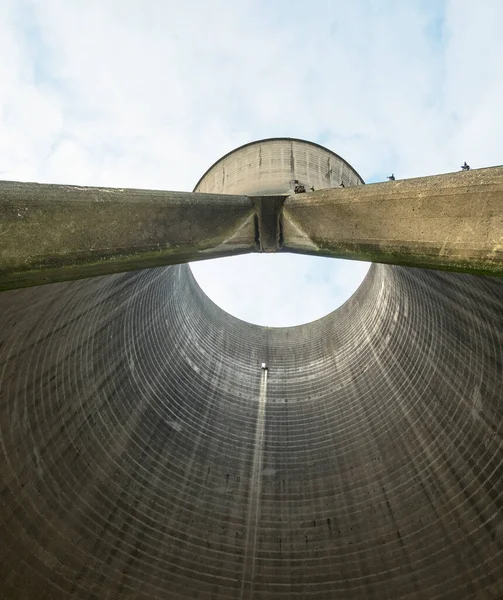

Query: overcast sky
[1,1,502,325]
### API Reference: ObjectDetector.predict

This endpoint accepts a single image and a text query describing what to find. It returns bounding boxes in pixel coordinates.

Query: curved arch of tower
[0,139,502,599]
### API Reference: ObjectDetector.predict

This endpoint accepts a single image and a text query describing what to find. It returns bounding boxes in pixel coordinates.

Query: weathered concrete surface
[253,195,285,252]
[0,181,256,290]
[1,140,502,292]
[283,166,503,276]
[194,137,364,195]
[1,137,503,600]
[0,264,502,599]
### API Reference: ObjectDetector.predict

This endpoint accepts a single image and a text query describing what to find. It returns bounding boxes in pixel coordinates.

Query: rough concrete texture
[1,138,501,289]
[0,263,502,599]
[0,138,503,600]
[0,181,256,289]
[283,166,503,276]
[193,137,364,195]
[253,196,285,252]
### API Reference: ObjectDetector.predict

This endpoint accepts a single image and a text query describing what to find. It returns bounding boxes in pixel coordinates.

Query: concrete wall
[0,137,502,598]
[194,137,363,195]
[0,264,502,599]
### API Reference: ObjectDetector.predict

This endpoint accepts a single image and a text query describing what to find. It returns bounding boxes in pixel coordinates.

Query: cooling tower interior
[0,139,502,600]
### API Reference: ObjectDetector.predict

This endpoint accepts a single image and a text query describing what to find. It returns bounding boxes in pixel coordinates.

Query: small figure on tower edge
[387,174,395,181]
[461,162,470,171]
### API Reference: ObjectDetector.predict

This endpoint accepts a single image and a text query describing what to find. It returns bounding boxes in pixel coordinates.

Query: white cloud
[0,0,501,325]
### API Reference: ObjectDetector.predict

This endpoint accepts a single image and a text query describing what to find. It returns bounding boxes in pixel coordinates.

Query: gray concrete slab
[1,139,501,290]
[0,181,257,289]
[282,166,503,276]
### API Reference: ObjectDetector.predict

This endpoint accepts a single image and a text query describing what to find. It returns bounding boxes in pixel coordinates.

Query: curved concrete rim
[1,262,502,598]
[192,136,366,192]
[188,259,372,329]
[191,136,369,328]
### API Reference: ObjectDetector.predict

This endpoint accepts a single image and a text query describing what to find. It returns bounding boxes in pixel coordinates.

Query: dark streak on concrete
[252,196,286,253]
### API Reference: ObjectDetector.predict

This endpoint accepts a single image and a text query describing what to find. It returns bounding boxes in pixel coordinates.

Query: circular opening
[190,254,370,327]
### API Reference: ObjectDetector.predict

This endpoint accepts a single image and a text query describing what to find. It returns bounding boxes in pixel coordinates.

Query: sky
[1,0,502,326]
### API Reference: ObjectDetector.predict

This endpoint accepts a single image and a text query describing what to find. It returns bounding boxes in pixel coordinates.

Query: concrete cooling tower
[0,138,502,600]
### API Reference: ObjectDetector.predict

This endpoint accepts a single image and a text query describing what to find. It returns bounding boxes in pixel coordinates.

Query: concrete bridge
[1,138,501,290]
